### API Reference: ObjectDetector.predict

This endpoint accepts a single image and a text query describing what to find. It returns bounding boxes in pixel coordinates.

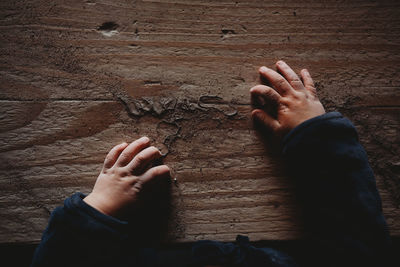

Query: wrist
[282,111,343,150]
[83,193,114,217]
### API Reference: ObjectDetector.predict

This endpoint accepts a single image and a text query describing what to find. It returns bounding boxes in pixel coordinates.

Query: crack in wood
[117,94,241,157]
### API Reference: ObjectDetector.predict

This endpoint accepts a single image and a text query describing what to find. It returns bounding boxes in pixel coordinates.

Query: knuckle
[130,177,140,185]
[103,167,115,175]
[119,152,130,162]
[118,168,130,177]
[280,97,292,106]
[263,86,273,93]
[291,79,302,85]
[135,154,146,165]
[289,90,303,100]
[277,79,287,87]
[132,181,143,192]
[265,90,278,100]
[125,177,139,189]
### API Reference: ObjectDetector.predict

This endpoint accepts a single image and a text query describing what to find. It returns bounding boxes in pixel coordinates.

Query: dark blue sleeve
[31,193,134,267]
[282,112,392,266]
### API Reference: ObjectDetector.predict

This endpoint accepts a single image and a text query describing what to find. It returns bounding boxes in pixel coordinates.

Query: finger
[250,85,282,107]
[139,165,171,185]
[259,66,293,95]
[251,109,280,132]
[276,60,305,91]
[300,69,317,94]
[116,136,150,167]
[103,142,129,170]
[127,146,162,174]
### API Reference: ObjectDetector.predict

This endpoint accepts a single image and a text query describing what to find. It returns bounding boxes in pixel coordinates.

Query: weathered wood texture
[1,0,399,244]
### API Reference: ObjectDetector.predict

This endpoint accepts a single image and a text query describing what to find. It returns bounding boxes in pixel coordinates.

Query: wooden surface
[0,0,399,244]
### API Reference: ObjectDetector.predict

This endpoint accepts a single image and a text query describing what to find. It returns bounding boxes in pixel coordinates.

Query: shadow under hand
[252,117,283,157]
[125,171,172,246]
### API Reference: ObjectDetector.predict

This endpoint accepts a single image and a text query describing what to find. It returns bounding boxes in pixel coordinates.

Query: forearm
[31,193,130,267]
[283,112,391,264]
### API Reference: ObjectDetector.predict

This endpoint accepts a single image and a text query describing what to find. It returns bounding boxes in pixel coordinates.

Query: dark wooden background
[1,0,399,244]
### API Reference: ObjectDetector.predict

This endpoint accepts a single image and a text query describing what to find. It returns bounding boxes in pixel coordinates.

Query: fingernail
[259,66,268,73]
[141,136,150,142]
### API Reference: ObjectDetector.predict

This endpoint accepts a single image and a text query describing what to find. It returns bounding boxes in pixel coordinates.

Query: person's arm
[282,112,391,266]
[31,193,131,267]
[31,137,171,267]
[250,61,391,266]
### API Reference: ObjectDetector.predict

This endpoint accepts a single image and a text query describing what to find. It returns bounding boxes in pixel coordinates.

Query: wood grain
[0,0,399,244]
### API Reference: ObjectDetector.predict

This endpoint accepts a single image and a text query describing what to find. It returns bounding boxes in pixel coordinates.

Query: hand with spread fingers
[83,137,171,219]
[250,60,325,137]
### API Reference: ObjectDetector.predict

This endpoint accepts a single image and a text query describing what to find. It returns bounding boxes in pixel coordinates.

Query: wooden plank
[0,101,399,243]
[0,0,399,243]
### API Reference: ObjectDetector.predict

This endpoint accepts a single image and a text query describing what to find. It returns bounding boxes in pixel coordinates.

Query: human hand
[83,137,171,219]
[250,60,325,137]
